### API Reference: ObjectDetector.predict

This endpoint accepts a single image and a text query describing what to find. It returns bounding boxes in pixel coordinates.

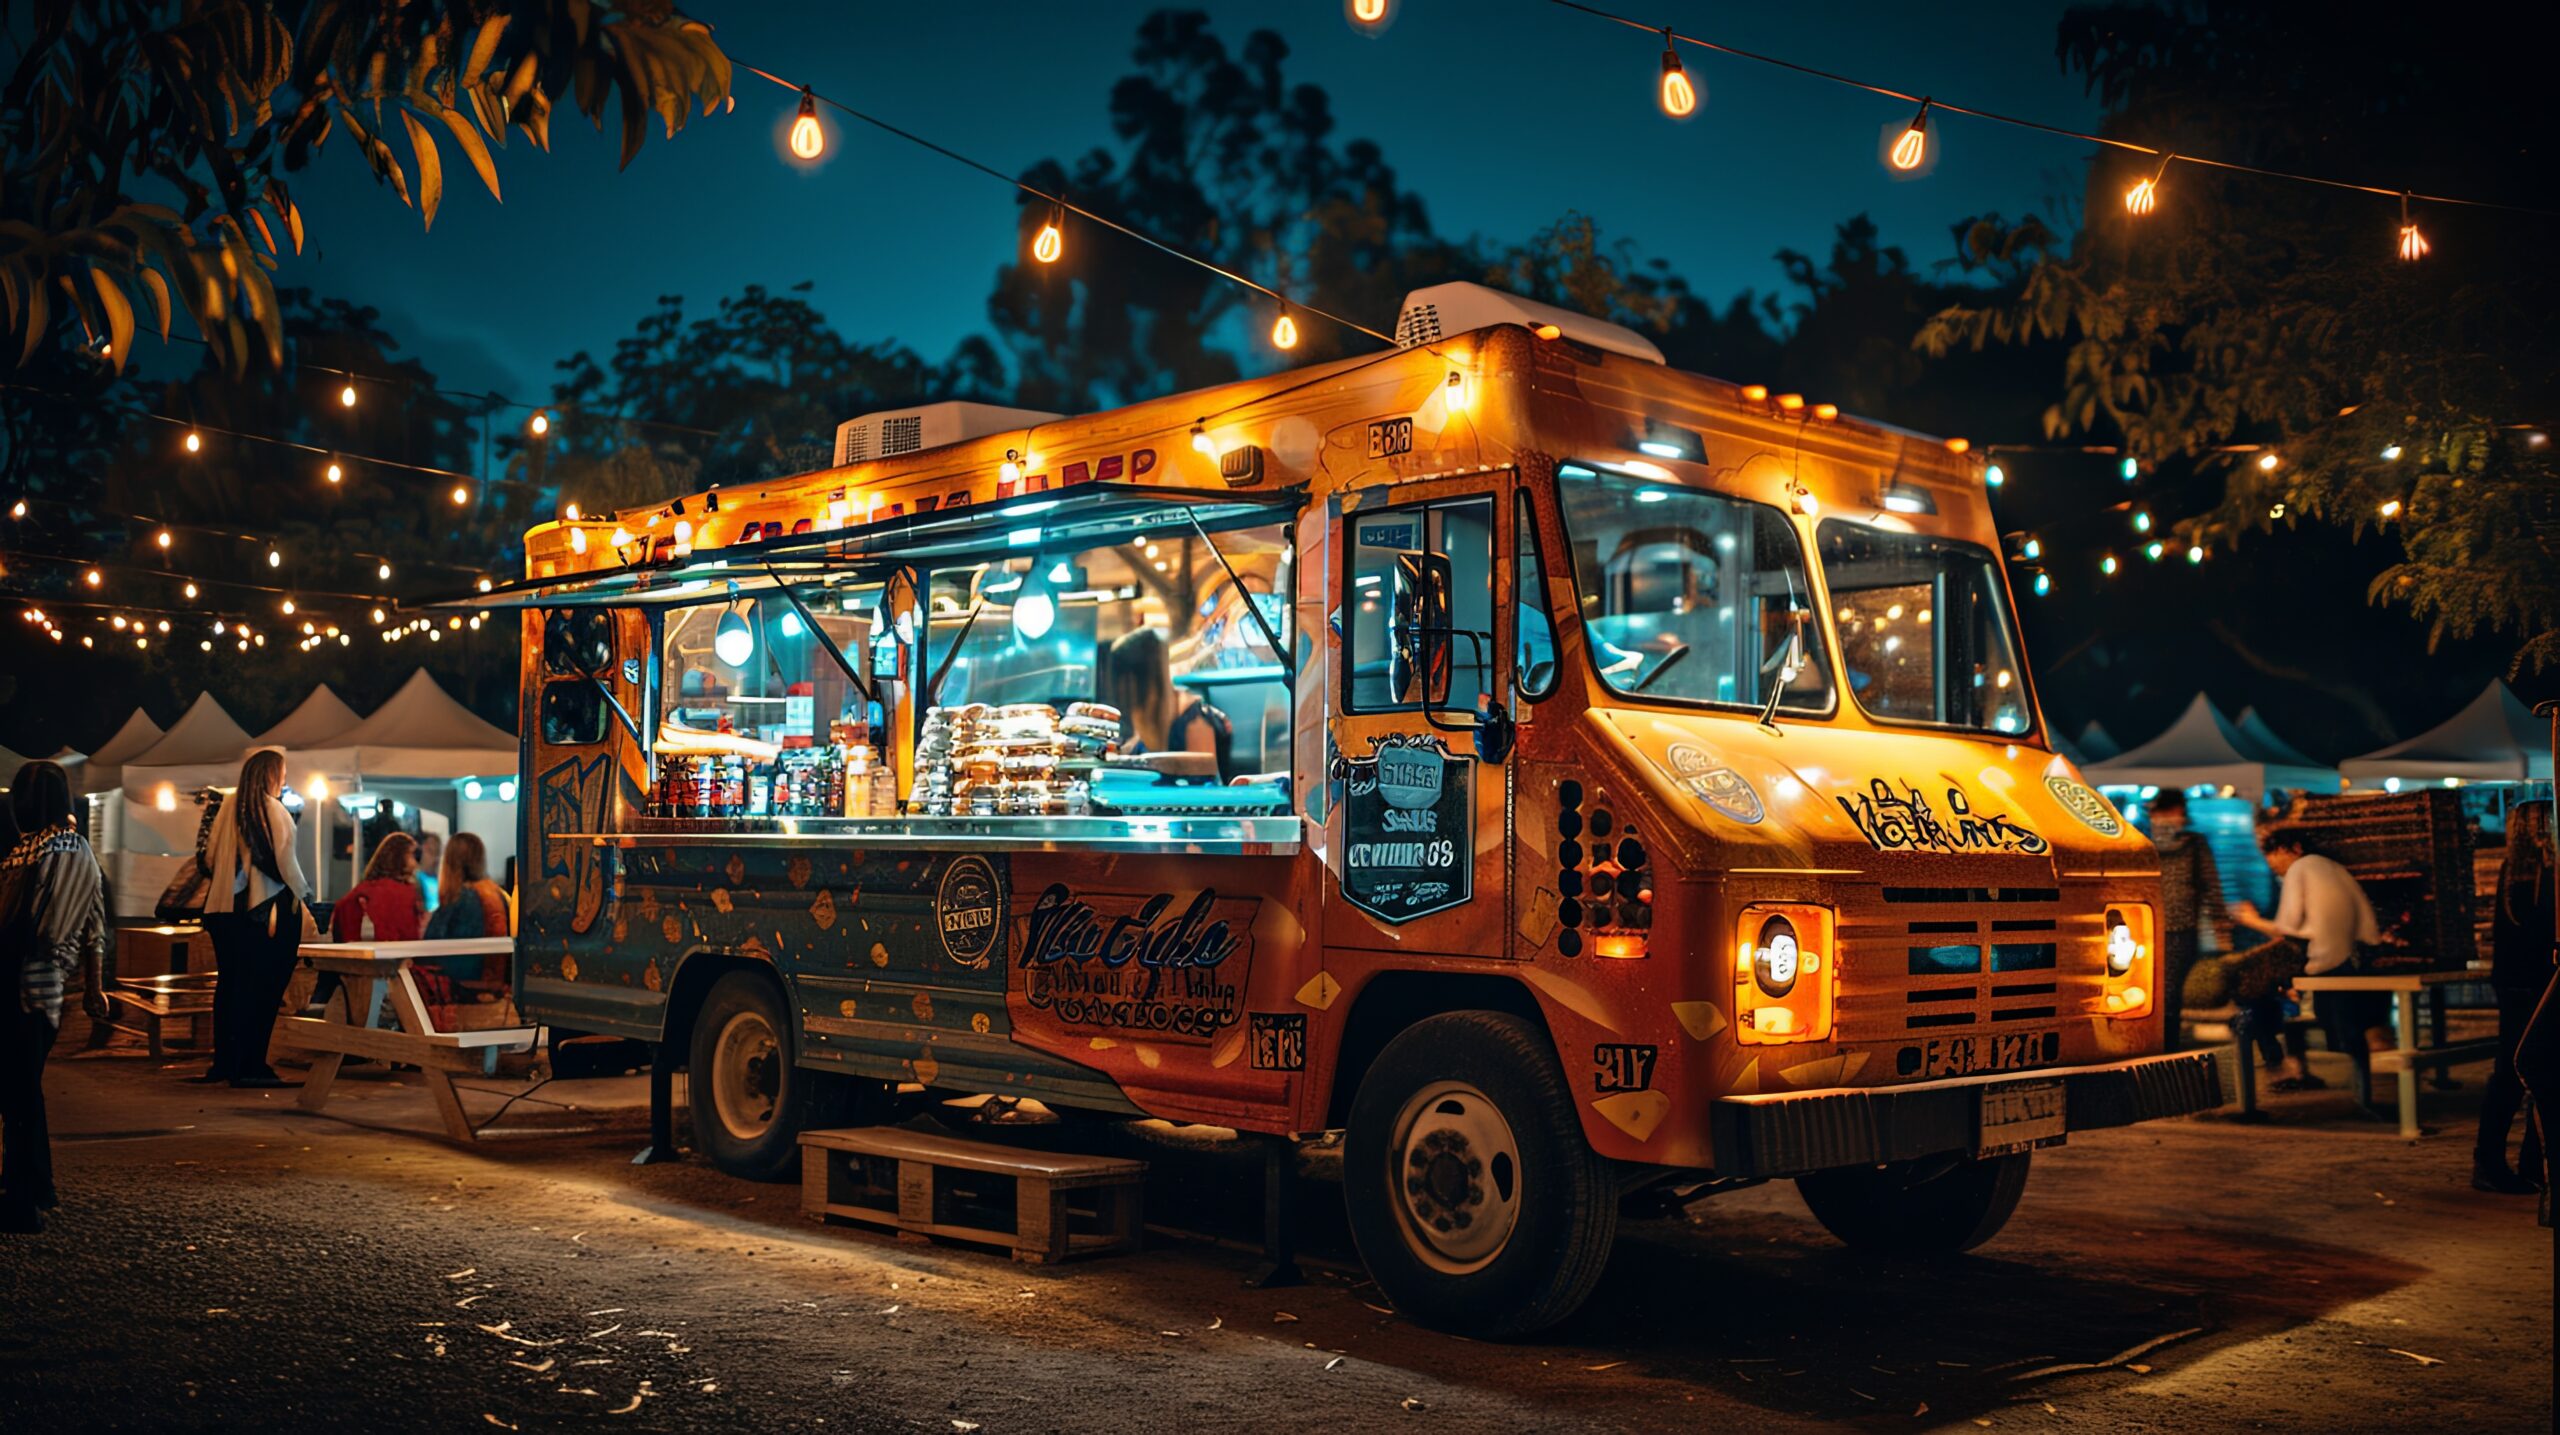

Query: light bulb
[1444,369,1470,414]
[2398,223,2428,262]
[214,620,226,634]
[184,430,202,453]
[450,484,470,505]
[1012,589,1056,641]
[156,618,169,632]
[325,461,342,483]
[569,526,588,555]
[2256,452,2280,472]
[2032,571,2052,596]
[477,577,494,593]
[2133,510,2152,533]
[714,605,756,667]
[371,608,385,623]
[112,615,126,630]
[267,547,282,568]
[2145,540,2165,561]
[1033,216,1063,264]
[156,528,172,548]
[84,567,102,587]
[281,597,295,615]
[529,410,551,436]
[2186,544,2205,564]
[339,382,357,407]
[2379,499,2402,518]
[1986,464,2006,488]
[377,561,392,580]
[2023,536,2042,560]
[185,582,197,599]
[1349,0,1389,24]
[9,499,23,518]
[1889,101,1930,171]
[2381,445,2403,461]
[1658,33,1696,118]
[1191,423,1214,456]
[2101,554,2119,576]
[2124,177,2158,216]
[1270,310,1299,351]
[564,502,581,521]
[789,88,825,160]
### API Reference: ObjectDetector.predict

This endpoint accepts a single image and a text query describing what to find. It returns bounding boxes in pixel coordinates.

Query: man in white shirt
[2233,824,2390,1087]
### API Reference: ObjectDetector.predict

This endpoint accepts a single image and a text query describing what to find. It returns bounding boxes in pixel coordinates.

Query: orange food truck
[472,283,2218,1335]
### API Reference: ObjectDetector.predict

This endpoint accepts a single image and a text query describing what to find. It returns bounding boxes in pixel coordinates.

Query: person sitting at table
[331,833,425,943]
[2230,822,2388,1093]
[1100,626,1235,782]
[419,834,511,1026]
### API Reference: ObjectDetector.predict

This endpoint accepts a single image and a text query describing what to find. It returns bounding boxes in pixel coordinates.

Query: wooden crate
[801,1127,1144,1264]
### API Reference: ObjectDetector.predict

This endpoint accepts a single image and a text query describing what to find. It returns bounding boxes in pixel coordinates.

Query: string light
[2101,553,2119,575]
[1348,0,1390,25]
[183,430,202,453]
[1888,99,1931,171]
[325,461,343,484]
[338,382,357,408]
[1657,29,1697,118]
[529,410,551,437]
[1985,463,2006,488]
[2397,192,2428,262]
[1270,307,1300,351]
[184,582,197,599]
[9,499,23,518]
[267,547,282,568]
[2124,154,2172,217]
[2381,445,2403,461]
[1190,422,1214,456]
[2256,451,2280,471]
[2132,510,2153,533]
[2186,544,2205,564]
[789,87,826,160]
[564,502,581,521]
[2145,540,2166,561]
[280,597,296,615]
[2022,536,2042,560]
[83,568,101,587]
[155,528,172,549]
[2119,456,2140,481]
[2032,570,2051,596]
[450,484,471,505]
[2379,499,2403,518]
[376,561,392,580]
[1033,204,1065,264]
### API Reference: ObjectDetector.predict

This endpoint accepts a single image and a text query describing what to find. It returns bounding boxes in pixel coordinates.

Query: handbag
[154,853,212,922]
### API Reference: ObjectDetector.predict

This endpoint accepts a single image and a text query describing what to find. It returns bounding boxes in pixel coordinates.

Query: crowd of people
[0,748,514,1233]
[2157,790,2555,1196]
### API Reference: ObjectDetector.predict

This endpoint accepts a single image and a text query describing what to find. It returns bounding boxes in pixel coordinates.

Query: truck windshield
[1816,520,2034,736]
[1553,463,1832,715]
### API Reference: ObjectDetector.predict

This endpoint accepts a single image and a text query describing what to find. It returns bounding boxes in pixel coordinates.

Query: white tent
[295,669,515,782]
[0,742,31,785]
[2086,694,2342,800]
[111,694,254,917]
[253,684,365,750]
[2340,681,2552,787]
[80,708,164,794]
[2234,706,2324,771]
[2073,721,2122,764]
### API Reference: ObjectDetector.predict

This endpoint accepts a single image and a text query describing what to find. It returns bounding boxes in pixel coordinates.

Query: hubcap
[1386,1080,1522,1274]
[710,1009,782,1141]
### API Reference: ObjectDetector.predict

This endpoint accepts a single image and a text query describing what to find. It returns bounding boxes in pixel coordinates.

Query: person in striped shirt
[1,760,110,1234]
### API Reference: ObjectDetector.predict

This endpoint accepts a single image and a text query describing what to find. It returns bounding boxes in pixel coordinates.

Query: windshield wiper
[1757,611,1807,733]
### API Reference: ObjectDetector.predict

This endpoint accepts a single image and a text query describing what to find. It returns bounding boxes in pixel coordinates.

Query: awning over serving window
[430,483,1303,612]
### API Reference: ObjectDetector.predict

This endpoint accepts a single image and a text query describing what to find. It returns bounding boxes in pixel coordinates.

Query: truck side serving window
[1516,491,1557,699]
[1345,497,1495,713]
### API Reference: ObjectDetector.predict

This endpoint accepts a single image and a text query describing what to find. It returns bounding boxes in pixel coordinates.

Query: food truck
[469,283,2218,1335]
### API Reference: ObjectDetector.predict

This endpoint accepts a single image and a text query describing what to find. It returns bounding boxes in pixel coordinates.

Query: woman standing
[1,760,110,1233]
[331,832,426,943]
[2476,802,2554,1194]
[194,749,310,1089]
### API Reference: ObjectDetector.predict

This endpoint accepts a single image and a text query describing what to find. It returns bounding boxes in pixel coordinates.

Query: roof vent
[1394,282,1665,365]
[833,401,1066,467]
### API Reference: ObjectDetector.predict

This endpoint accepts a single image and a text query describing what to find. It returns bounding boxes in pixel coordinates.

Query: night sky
[276,0,2103,402]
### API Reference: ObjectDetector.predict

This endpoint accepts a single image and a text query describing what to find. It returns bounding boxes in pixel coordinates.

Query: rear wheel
[1795,1152,2032,1254]
[687,970,871,1181]
[1343,1011,1616,1337]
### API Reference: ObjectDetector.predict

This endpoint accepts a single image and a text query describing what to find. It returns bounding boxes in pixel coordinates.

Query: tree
[1919,1,2560,671]
[0,0,732,376]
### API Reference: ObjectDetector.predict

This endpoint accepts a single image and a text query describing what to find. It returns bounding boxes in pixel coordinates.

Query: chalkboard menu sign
[1341,734,1472,923]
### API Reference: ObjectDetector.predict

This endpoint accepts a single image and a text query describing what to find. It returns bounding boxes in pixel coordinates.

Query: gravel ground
[0,1029,2549,1433]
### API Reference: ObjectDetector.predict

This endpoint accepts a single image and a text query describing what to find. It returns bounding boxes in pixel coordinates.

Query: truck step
[800,1126,1146,1265]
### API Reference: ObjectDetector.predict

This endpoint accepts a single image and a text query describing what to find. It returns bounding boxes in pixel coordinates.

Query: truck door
[1323,476,1515,960]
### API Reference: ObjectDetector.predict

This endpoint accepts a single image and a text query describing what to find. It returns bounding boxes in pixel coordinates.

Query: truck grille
[1838,887,2072,1041]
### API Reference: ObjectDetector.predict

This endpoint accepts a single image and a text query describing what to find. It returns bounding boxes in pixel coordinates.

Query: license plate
[1976,1078,2067,1158]
[1922,1031,2051,1078]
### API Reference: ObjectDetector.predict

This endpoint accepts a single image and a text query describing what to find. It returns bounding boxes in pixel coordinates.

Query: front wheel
[1343,1011,1617,1337]
[687,970,866,1181]
[1795,1151,2032,1255]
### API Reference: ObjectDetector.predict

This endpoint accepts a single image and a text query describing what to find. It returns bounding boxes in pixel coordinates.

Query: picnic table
[2292,969,2494,1139]
[99,972,218,1056]
[276,939,535,1143]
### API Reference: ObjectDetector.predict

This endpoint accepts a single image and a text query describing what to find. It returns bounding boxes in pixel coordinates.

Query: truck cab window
[1346,497,1495,714]
[1553,464,1830,714]
[1817,522,2032,736]
[1516,492,1557,698]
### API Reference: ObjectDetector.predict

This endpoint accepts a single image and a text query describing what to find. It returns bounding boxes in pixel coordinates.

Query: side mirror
[1390,549,1454,705]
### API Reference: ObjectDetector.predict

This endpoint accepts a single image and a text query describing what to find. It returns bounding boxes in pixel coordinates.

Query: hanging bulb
[377,561,392,580]
[339,382,358,407]
[2256,451,2280,472]
[2132,510,2152,533]
[1190,422,1214,456]
[1348,0,1390,26]
[2186,544,2205,565]
[564,501,581,522]
[280,597,296,615]
[2379,499,2403,519]
[2032,571,2052,597]
[1033,203,1064,264]
[529,410,551,437]
[1985,463,2006,489]
[1889,100,1931,172]
[2124,154,2170,216]
[1270,307,1299,351]
[788,87,825,160]
[184,430,202,454]
[156,528,172,549]
[569,526,589,555]
[9,499,24,518]
[1657,30,1697,118]
[2144,540,2165,561]
[325,461,343,484]
[2101,554,2120,576]
[371,608,385,624]
[183,582,198,600]
[2022,536,2042,560]
[2397,192,2428,262]
[714,603,756,667]
[451,484,470,505]
[1444,369,1471,415]
[84,568,102,587]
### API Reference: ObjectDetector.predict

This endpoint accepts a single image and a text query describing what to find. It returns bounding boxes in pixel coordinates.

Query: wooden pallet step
[801,1126,1144,1265]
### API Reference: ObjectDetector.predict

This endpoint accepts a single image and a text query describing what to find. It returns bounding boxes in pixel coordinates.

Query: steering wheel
[1631,642,1692,694]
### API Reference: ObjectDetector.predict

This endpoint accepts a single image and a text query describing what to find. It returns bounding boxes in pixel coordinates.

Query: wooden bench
[801,1127,1145,1265]
[100,973,218,1056]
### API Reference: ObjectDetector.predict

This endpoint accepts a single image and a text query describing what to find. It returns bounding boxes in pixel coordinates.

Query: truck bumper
[1705,1050,2222,1179]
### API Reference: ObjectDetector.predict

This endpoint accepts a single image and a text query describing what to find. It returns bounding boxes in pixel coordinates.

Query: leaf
[246,208,277,255]
[89,268,133,371]
[19,275,49,366]
[435,105,501,202]
[400,108,444,230]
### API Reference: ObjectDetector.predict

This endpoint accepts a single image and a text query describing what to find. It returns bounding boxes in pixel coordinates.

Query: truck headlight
[2095,903,2156,1019]
[1735,903,1835,1044]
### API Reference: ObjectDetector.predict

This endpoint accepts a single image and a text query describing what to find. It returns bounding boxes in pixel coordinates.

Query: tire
[1343,1011,1617,1337]
[687,970,867,1182]
[1796,1151,2032,1255]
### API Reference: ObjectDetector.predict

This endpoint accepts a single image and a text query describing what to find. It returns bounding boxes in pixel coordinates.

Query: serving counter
[564,812,1304,858]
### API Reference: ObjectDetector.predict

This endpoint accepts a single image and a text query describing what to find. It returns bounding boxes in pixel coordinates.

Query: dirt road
[2,1042,2549,1432]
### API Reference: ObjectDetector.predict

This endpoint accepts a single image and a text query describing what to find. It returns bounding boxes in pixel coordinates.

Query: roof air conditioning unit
[833,401,1066,468]
[1393,282,1665,365]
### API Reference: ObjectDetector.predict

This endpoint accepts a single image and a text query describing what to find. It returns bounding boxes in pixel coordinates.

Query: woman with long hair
[418,833,511,1026]
[193,749,310,1089]
[1,760,109,1232]
[2476,801,2555,1194]
[331,832,425,943]
[1097,626,1234,781]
